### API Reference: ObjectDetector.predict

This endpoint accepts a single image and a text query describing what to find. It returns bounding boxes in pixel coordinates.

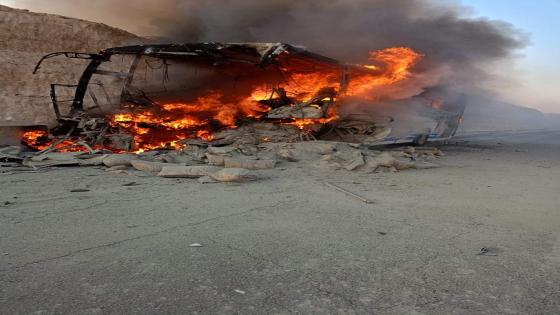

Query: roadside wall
[0,5,140,127]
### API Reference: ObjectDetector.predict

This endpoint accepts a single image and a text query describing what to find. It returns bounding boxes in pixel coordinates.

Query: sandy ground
[1,130,559,314]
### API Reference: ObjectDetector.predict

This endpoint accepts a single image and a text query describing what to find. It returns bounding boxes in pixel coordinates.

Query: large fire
[23,46,423,152]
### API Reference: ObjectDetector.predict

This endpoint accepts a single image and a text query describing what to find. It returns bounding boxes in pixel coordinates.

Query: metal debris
[478,247,499,256]
[325,182,374,204]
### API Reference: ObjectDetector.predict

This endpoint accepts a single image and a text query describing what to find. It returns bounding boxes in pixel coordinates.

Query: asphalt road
[1,130,559,314]
[454,129,560,145]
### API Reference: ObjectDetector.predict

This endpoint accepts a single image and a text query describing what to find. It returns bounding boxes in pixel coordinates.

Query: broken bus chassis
[33,43,465,150]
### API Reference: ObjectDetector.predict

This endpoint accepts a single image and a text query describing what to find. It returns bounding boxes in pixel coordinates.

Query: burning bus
[24,43,464,152]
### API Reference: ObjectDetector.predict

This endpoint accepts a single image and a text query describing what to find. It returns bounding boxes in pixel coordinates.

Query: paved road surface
[454,129,560,145]
[1,130,559,314]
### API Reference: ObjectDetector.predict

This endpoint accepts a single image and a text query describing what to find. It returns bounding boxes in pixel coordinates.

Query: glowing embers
[109,91,271,151]
[21,130,48,149]
[107,47,423,151]
[24,45,424,153]
[21,130,97,152]
[287,116,339,130]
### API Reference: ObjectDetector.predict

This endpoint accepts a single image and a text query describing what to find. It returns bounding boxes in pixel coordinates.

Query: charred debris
[2,42,460,181]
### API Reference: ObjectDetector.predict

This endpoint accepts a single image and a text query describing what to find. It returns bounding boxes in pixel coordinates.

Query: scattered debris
[210,168,258,183]
[105,165,128,172]
[7,41,462,189]
[205,154,225,166]
[414,162,441,169]
[70,189,90,193]
[207,146,237,155]
[325,182,374,204]
[321,148,365,171]
[130,160,170,173]
[158,165,222,178]
[189,243,203,247]
[403,146,415,155]
[23,158,80,168]
[223,158,276,170]
[4,136,446,185]
[197,176,218,184]
[234,289,246,295]
[103,154,137,167]
[478,247,499,256]
[394,159,416,171]
[276,148,299,162]
[372,152,397,168]
[78,155,108,166]
[0,147,24,162]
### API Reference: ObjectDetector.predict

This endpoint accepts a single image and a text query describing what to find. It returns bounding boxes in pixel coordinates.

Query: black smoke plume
[15,0,528,93]
[153,0,528,91]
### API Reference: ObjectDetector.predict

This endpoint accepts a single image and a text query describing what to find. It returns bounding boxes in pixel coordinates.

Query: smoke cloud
[153,0,528,92]
[15,1,527,63]
[11,0,529,99]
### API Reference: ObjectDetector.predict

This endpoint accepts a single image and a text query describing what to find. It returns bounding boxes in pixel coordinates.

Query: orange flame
[347,47,424,97]
[287,116,339,130]
[21,130,94,152]
[110,47,422,151]
[23,47,423,152]
[21,130,48,148]
[109,91,272,151]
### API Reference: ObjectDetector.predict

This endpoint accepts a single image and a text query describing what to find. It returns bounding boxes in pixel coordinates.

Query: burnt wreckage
[33,43,465,151]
